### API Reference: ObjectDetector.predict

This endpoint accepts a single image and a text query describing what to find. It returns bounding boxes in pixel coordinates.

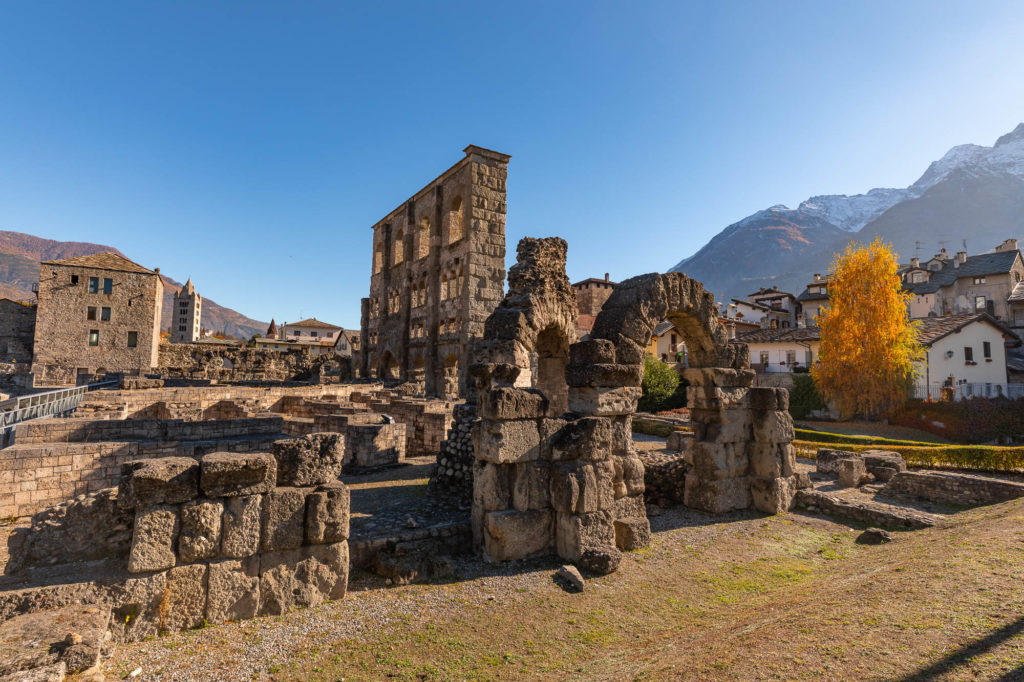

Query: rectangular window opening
[102,278,113,294]
[88,277,99,293]
[87,307,97,321]
[88,330,99,346]
[127,331,138,348]
[101,307,111,322]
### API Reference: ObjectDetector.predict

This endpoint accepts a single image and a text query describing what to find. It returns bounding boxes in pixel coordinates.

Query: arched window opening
[416,217,431,260]
[373,242,384,274]
[447,196,463,245]
[393,229,405,265]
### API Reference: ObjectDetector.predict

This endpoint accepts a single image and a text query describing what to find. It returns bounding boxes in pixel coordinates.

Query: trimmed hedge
[793,439,1024,472]
[794,427,934,447]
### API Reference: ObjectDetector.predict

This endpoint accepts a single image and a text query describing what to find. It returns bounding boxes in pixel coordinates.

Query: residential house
[735,327,821,373]
[747,287,798,328]
[913,313,1018,399]
[795,274,830,327]
[254,317,345,356]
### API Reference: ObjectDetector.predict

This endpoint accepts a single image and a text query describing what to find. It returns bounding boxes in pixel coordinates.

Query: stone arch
[447,196,463,244]
[379,350,400,380]
[393,229,406,265]
[416,217,430,260]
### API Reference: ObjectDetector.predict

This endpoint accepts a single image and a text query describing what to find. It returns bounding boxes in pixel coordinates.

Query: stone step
[0,603,111,679]
[794,489,939,529]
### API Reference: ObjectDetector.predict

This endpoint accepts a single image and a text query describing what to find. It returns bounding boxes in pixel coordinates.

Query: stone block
[816,448,859,475]
[261,487,309,552]
[568,386,641,416]
[683,475,751,513]
[682,367,755,388]
[478,387,548,420]
[555,510,615,562]
[512,460,551,511]
[271,433,345,487]
[614,493,645,518]
[221,494,262,558]
[548,417,612,461]
[748,386,781,411]
[862,450,907,475]
[162,563,208,632]
[579,546,622,575]
[838,458,866,488]
[482,509,552,561]
[750,476,797,514]
[689,441,749,479]
[473,461,514,511]
[550,460,614,513]
[258,542,349,616]
[619,455,645,497]
[565,363,644,388]
[200,452,276,498]
[119,457,199,508]
[751,410,794,442]
[614,516,651,551]
[305,482,350,544]
[473,419,541,464]
[748,442,782,478]
[609,416,633,457]
[107,571,167,642]
[206,556,260,624]
[128,505,179,574]
[538,417,568,459]
[568,338,616,366]
[178,498,223,564]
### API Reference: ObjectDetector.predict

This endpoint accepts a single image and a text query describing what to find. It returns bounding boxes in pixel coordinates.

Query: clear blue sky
[1,1,1023,329]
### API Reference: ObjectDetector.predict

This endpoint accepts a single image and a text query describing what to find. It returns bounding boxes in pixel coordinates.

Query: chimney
[604,273,609,281]
[955,251,967,267]
[813,273,821,281]
[910,257,920,268]
[726,322,736,340]
[996,238,1019,253]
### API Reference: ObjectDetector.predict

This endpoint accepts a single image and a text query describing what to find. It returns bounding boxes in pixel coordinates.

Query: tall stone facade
[360,145,510,398]
[31,253,164,385]
[0,298,36,364]
[171,278,202,344]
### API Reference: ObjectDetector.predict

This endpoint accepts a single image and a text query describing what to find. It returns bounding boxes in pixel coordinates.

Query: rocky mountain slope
[672,123,1024,300]
[0,231,267,339]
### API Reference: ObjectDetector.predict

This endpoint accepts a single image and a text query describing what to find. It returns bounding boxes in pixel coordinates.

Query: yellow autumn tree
[811,238,923,419]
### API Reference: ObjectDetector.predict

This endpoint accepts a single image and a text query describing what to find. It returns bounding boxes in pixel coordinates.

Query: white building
[254,317,344,356]
[735,327,821,373]
[170,278,202,344]
[913,313,1018,399]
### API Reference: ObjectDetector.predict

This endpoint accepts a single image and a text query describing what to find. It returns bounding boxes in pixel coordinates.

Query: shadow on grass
[898,614,1024,681]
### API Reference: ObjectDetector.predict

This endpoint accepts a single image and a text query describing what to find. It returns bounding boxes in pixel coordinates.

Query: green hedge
[793,439,1024,472]
[793,427,932,447]
[631,418,689,438]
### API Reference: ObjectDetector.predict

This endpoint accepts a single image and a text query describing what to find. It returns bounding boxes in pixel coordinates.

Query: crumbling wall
[157,344,351,383]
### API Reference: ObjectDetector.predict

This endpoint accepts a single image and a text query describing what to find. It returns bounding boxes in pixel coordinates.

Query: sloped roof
[1008,281,1024,303]
[906,251,1021,295]
[285,318,341,330]
[735,327,821,344]
[730,298,772,312]
[796,288,829,302]
[572,277,617,288]
[41,252,155,274]
[913,313,1016,346]
[652,320,675,337]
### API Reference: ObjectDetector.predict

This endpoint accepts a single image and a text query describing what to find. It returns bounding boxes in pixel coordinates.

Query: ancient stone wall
[32,259,163,385]
[884,470,1024,506]
[12,416,284,445]
[361,145,510,398]
[0,299,36,365]
[428,403,476,504]
[157,344,351,383]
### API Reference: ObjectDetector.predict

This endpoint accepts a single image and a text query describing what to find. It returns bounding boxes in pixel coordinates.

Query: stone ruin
[469,237,798,573]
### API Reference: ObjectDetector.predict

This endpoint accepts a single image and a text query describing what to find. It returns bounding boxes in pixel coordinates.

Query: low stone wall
[157,344,352,383]
[884,471,1024,506]
[13,416,284,445]
[428,404,476,504]
[794,489,937,529]
[639,451,689,508]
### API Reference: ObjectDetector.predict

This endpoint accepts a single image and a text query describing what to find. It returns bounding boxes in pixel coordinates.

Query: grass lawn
[799,420,952,444]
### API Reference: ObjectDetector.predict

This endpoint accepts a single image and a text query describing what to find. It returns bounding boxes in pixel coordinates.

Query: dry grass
[107,500,1024,681]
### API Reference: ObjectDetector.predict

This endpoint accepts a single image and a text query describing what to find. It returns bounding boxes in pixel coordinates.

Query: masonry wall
[32,263,163,385]
[361,145,510,398]
[0,299,36,365]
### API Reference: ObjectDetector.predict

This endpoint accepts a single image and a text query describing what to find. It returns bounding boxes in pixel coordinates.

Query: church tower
[171,278,202,343]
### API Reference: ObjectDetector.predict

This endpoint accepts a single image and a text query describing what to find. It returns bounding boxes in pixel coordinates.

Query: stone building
[0,298,37,364]
[170,278,202,344]
[360,145,510,398]
[572,274,616,337]
[31,252,164,385]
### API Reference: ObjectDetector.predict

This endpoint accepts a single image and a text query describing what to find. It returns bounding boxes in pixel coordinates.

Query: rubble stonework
[157,343,351,383]
[360,145,510,398]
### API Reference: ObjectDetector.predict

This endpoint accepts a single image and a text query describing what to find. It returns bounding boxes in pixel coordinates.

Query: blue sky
[1,1,1023,330]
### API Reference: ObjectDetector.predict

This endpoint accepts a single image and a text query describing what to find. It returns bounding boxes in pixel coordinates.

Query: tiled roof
[572,277,617,288]
[42,252,155,274]
[796,288,829,302]
[652,320,675,337]
[285,318,342,330]
[735,327,821,343]
[905,251,1021,295]
[913,313,1014,346]
[730,298,772,312]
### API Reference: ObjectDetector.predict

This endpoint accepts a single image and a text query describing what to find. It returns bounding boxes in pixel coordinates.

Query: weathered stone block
[162,563,208,632]
[178,498,223,564]
[568,338,616,366]
[689,441,749,479]
[221,494,262,558]
[555,510,615,562]
[619,455,645,497]
[751,410,794,442]
[568,386,641,416]
[550,460,614,513]
[473,419,541,464]
[478,387,548,420]
[816,448,859,475]
[750,476,797,514]
[128,505,179,574]
[206,557,260,624]
[271,433,345,487]
[683,475,751,513]
[107,571,167,642]
[614,516,651,550]
[838,458,866,488]
[565,363,643,388]
[512,460,551,511]
[119,457,199,508]
[261,487,309,552]
[258,543,349,616]
[482,509,552,561]
[473,461,514,511]
[548,417,612,461]
[539,417,568,459]
[201,452,277,498]
[862,450,907,475]
[613,493,645,518]
[305,482,350,544]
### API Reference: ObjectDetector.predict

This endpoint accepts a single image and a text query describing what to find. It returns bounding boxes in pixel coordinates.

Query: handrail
[0,379,120,437]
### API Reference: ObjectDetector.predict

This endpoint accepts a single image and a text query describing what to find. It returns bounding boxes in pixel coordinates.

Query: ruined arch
[379,350,400,380]
[416,217,430,260]
[447,196,463,244]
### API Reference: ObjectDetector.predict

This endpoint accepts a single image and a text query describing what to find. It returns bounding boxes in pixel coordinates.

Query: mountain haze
[0,231,267,339]
[672,123,1024,300]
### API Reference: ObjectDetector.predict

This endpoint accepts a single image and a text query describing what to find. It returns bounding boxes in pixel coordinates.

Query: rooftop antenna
[937,240,947,255]
[962,238,968,253]
[914,241,922,259]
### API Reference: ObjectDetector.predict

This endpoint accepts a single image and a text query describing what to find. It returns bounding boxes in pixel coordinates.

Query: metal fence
[911,382,1024,401]
[0,380,118,445]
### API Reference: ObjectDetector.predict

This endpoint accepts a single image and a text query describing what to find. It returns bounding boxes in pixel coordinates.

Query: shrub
[793,428,925,447]
[793,439,1024,473]
[639,355,685,413]
[789,374,827,420]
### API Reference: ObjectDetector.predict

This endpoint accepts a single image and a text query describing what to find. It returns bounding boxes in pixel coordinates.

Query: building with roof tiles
[735,326,822,373]
[254,317,347,356]
[795,274,831,327]
[572,274,616,337]
[31,252,163,385]
[912,313,1019,399]
[170,278,202,344]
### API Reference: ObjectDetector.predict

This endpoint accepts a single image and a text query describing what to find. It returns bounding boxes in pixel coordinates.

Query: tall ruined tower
[171,278,202,344]
[360,145,509,398]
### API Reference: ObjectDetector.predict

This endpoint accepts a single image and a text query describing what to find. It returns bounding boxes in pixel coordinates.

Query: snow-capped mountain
[671,123,1024,302]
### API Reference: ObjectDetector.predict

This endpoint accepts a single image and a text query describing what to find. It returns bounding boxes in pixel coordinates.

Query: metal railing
[911,382,1024,401]
[0,379,118,442]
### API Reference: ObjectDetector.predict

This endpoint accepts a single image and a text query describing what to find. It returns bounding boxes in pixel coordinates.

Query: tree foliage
[789,373,827,419]
[639,354,685,412]
[811,237,923,419]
